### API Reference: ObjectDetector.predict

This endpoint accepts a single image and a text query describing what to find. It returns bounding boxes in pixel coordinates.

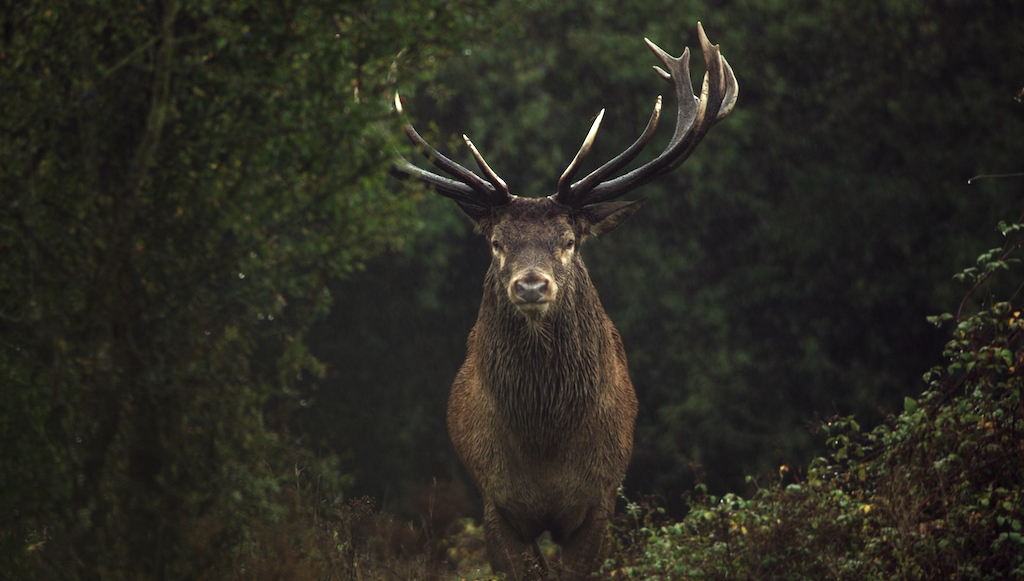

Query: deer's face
[486,199,578,320]
[477,196,646,322]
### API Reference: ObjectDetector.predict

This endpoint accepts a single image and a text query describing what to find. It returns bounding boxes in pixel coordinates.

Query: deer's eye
[491,240,503,253]
[564,238,575,250]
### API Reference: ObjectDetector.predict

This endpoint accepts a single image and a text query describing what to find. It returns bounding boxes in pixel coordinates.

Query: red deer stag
[391,23,737,580]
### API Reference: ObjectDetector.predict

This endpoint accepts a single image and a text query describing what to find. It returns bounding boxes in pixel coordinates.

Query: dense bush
[604,218,1024,580]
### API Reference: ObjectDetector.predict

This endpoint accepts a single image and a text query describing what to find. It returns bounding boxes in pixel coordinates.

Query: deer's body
[391,23,737,580]
[447,200,638,576]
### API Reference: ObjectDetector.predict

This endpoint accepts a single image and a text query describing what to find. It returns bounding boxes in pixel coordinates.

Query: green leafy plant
[602,217,1024,580]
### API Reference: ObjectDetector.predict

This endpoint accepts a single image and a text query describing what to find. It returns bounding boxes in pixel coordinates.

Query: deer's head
[392,24,738,322]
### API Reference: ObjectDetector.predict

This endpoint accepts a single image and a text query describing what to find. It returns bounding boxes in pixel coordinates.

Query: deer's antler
[390,22,737,213]
[552,22,738,207]
[390,93,513,214]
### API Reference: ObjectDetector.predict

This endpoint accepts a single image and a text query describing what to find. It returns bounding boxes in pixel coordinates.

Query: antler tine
[568,23,738,207]
[555,109,605,203]
[699,21,738,121]
[660,23,739,175]
[401,123,497,200]
[557,96,662,206]
[391,155,482,206]
[647,41,699,153]
[463,134,510,197]
[390,92,512,209]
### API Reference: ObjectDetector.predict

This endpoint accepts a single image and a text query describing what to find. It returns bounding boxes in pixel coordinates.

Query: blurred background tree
[0,0,489,578]
[298,0,1024,513]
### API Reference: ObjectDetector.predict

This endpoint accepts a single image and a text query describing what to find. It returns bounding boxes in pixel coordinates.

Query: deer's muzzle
[509,271,556,315]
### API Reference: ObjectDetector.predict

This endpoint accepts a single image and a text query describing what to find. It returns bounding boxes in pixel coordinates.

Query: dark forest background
[2,0,1022,578]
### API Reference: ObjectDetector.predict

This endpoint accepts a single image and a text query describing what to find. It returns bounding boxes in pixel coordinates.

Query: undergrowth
[602,219,1024,580]
[224,219,1024,580]
[20,222,1019,580]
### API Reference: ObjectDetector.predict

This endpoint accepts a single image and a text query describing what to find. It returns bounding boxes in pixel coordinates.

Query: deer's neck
[473,266,610,446]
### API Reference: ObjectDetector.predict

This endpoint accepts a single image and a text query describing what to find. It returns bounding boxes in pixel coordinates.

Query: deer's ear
[452,200,493,223]
[579,198,646,238]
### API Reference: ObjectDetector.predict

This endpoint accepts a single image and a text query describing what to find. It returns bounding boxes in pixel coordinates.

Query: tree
[0,0,490,577]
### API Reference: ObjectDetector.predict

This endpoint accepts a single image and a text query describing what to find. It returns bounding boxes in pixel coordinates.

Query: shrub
[604,219,1024,580]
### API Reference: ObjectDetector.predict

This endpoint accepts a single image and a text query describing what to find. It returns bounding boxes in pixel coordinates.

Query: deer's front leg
[556,494,615,581]
[483,500,546,580]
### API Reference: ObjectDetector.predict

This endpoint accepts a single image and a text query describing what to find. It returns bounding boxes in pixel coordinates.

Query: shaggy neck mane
[473,258,608,451]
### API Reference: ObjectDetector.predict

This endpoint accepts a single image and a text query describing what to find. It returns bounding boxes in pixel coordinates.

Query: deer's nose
[514,275,550,303]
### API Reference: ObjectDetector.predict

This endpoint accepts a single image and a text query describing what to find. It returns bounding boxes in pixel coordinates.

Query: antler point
[697,22,718,53]
[463,134,509,194]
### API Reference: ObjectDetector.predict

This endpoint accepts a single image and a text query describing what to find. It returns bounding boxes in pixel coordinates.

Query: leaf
[903,396,918,414]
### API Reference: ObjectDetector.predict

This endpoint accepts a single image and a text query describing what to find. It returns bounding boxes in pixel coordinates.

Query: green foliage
[7,0,1014,575]
[604,221,1024,579]
[0,0,492,578]
[311,0,1024,501]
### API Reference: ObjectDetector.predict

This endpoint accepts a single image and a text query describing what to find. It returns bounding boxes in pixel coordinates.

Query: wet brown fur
[447,197,639,580]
